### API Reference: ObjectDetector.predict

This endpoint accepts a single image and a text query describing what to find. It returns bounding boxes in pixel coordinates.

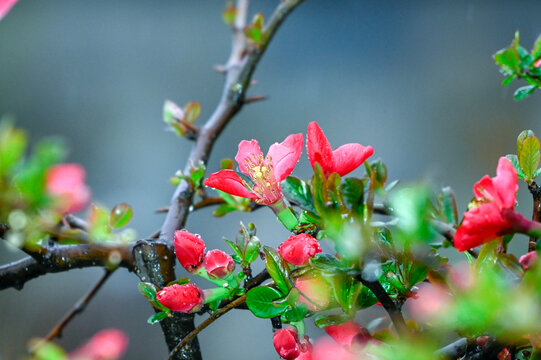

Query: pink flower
[295,275,331,311]
[204,249,235,279]
[46,163,91,214]
[0,0,18,20]
[278,233,322,266]
[311,338,356,360]
[273,327,301,360]
[534,58,541,68]
[306,122,374,177]
[519,251,538,271]
[156,283,204,313]
[454,157,518,252]
[407,283,451,322]
[204,133,304,205]
[69,329,128,360]
[325,321,372,348]
[174,230,206,273]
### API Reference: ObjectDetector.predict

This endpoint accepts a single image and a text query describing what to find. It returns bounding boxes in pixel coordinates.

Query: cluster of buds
[155,230,236,313]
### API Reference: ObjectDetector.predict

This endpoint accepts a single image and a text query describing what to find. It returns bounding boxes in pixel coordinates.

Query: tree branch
[30,269,115,353]
[0,243,133,291]
[168,295,247,360]
[356,275,409,337]
[528,181,541,252]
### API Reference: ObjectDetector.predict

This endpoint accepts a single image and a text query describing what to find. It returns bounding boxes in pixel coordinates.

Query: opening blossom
[203,249,235,279]
[306,121,374,177]
[204,133,304,206]
[46,163,91,214]
[454,157,519,252]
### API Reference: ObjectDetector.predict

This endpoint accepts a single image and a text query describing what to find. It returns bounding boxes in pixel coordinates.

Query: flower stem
[269,199,298,231]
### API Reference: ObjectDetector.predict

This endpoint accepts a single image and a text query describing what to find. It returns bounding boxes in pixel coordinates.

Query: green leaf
[501,74,516,86]
[189,161,206,188]
[184,102,201,124]
[244,236,261,264]
[532,34,541,60]
[340,178,365,216]
[534,167,541,179]
[282,176,316,213]
[493,32,520,75]
[312,162,327,215]
[0,121,27,176]
[438,186,458,225]
[518,135,540,179]
[357,284,378,308]
[332,274,361,314]
[225,239,243,262]
[88,205,111,242]
[505,154,526,179]
[263,246,290,295]
[518,130,536,154]
[163,100,183,124]
[244,13,264,45]
[514,85,537,101]
[222,2,236,26]
[475,241,499,272]
[148,311,169,325]
[212,204,237,217]
[314,314,351,328]
[282,303,308,322]
[326,172,342,209]
[309,254,348,274]
[30,341,67,360]
[246,286,286,318]
[220,158,234,170]
[138,282,159,302]
[166,277,190,287]
[109,203,133,229]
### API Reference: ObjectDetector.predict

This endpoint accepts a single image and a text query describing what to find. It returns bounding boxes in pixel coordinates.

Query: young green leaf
[263,246,290,295]
[340,178,365,216]
[518,135,540,179]
[147,311,169,325]
[109,203,133,229]
[505,154,526,179]
[514,85,537,101]
[246,286,286,318]
[282,176,316,213]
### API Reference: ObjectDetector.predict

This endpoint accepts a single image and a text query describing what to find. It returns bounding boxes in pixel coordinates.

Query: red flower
[454,157,519,252]
[156,283,204,313]
[46,163,91,214]
[204,133,304,205]
[273,327,301,360]
[306,122,374,177]
[204,249,235,279]
[278,233,322,266]
[0,0,18,20]
[324,321,371,348]
[174,230,206,273]
[69,329,129,360]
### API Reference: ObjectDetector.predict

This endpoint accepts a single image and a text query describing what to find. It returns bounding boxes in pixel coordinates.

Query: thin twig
[168,295,247,360]
[528,182,541,252]
[356,275,409,337]
[30,269,115,353]
[244,95,267,104]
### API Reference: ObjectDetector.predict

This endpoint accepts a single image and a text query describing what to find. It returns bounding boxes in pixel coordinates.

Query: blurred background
[1,0,541,358]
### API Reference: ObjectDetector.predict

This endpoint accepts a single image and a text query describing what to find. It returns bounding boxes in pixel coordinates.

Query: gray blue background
[1,1,541,359]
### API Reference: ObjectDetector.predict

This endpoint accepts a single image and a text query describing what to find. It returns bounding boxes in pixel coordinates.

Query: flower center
[243,155,282,204]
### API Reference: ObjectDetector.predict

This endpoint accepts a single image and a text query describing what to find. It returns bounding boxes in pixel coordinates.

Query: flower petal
[332,143,374,177]
[307,122,335,175]
[454,203,510,252]
[235,140,263,175]
[204,170,257,199]
[0,0,19,20]
[493,157,518,209]
[267,133,304,182]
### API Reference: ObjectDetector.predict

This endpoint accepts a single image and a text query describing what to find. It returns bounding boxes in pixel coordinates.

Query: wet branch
[528,182,541,251]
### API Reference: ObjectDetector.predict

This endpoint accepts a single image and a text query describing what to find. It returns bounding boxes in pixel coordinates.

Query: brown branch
[168,295,247,360]
[30,269,115,353]
[356,275,409,337]
[243,95,267,104]
[0,243,134,291]
[159,0,307,244]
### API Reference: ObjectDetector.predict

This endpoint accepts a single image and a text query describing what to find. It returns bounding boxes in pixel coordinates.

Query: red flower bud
[273,327,301,360]
[324,321,371,348]
[519,251,538,271]
[174,230,206,273]
[46,163,91,214]
[69,328,128,360]
[204,249,235,279]
[278,233,322,266]
[156,283,204,313]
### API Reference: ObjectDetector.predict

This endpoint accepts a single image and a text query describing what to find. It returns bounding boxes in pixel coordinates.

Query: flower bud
[174,230,206,273]
[156,283,204,313]
[204,249,235,279]
[278,233,321,266]
[46,163,91,214]
[273,327,301,360]
[69,329,128,360]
